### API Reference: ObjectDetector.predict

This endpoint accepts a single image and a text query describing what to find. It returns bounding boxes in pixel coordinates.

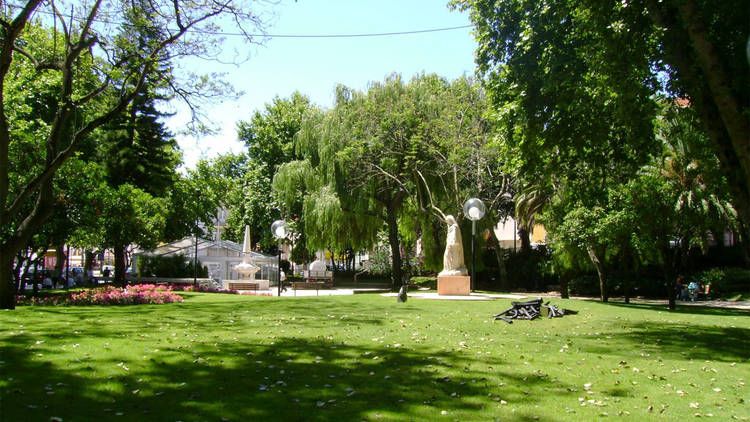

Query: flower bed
[16,285,183,306]
[169,284,272,296]
[15,283,272,306]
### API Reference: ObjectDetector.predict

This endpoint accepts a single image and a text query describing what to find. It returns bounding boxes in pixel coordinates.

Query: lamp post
[271,219,288,296]
[463,198,486,292]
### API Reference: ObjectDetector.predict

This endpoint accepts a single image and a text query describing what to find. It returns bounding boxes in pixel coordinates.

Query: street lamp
[271,219,288,296]
[463,198,486,291]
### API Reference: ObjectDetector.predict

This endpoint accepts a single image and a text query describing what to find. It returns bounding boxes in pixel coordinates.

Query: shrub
[137,254,208,278]
[409,276,437,289]
[568,275,600,296]
[280,259,291,273]
[16,285,183,306]
[169,284,271,296]
[693,267,750,296]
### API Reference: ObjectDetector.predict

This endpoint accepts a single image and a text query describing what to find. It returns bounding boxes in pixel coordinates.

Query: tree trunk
[658,245,677,311]
[13,249,25,294]
[113,246,127,287]
[54,243,65,287]
[646,0,750,265]
[736,222,750,267]
[328,248,337,275]
[622,245,632,304]
[586,245,608,302]
[84,249,95,283]
[559,269,571,299]
[385,204,403,290]
[675,0,750,187]
[518,228,532,253]
[488,227,509,290]
[0,250,16,309]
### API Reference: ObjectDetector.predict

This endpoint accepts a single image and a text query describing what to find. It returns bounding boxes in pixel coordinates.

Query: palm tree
[514,181,556,251]
[646,103,738,269]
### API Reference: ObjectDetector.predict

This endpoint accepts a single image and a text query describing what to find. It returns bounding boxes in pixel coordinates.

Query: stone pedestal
[438,275,471,296]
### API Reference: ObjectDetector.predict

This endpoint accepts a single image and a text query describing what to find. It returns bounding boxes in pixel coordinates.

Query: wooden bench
[302,270,334,287]
[228,282,259,291]
[292,281,325,296]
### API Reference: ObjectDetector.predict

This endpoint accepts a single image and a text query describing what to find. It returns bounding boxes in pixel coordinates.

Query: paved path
[384,291,750,309]
[239,287,750,310]
[569,296,750,310]
[241,287,388,297]
[381,291,528,301]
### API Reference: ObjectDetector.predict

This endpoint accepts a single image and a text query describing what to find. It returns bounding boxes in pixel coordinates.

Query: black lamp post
[271,220,288,296]
[463,198,486,292]
[193,228,198,287]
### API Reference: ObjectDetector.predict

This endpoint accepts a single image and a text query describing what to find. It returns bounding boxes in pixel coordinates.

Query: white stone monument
[437,215,470,295]
[226,226,269,290]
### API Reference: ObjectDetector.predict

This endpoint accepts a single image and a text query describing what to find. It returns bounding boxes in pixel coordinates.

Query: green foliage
[693,267,750,297]
[96,184,168,251]
[363,241,393,278]
[238,92,311,180]
[136,254,208,278]
[409,276,436,289]
[455,0,750,304]
[275,74,494,286]
[97,91,180,197]
[0,0,272,308]
[280,259,291,273]
[213,94,318,251]
[162,173,221,242]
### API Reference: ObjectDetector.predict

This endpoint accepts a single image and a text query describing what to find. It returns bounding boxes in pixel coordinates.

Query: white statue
[439,215,468,276]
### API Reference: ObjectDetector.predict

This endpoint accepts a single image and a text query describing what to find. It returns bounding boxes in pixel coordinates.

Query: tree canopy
[453,0,750,260]
[0,0,271,309]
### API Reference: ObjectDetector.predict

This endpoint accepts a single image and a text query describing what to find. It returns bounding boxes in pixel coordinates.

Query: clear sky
[169,0,478,169]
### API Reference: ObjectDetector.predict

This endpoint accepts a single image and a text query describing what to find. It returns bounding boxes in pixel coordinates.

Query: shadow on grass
[2,297,579,422]
[570,317,750,362]
[582,299,750,317]
[1,334,575,421]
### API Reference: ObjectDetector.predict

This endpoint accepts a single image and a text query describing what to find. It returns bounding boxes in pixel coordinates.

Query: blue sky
[170,0,478,169]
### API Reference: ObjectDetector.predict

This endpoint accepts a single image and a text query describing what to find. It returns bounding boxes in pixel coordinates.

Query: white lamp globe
[463,198,486,221]
[271,220,288,240]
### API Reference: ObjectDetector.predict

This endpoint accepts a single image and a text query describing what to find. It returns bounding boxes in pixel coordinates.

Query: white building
[134,237,278,282]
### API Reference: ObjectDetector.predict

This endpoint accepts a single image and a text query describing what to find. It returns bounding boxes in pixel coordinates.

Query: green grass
[1,293,748,421]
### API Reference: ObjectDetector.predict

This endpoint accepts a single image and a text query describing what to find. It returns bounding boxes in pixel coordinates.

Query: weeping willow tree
[275,74,500,288]
[275,76,442,288]
[273,106,381,272]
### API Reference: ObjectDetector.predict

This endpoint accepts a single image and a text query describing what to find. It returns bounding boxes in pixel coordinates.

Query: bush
[280,259,291,273]
[409,276,436,289]
[568,275,600,296]
[16,285,184,306]
[503,248,555,291]
[693,267,750,296]
[137,254,208,278]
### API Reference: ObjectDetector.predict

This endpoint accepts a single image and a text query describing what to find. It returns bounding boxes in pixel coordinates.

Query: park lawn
[0,293,748,422]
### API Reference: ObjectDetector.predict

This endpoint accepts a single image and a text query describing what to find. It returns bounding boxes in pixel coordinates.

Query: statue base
[437,275,471,296]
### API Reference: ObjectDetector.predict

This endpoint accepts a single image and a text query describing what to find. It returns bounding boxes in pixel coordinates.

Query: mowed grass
[1,293,748,422]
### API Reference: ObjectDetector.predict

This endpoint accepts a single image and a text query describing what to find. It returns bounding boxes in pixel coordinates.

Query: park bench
[302,270,334,287]
[228,282,259,291]
[291,281,325,296]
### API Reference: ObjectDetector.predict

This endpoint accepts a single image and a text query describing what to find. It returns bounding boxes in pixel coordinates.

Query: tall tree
[453,0,750,259]
[229,93,313,250]
[0,0,270,309]
[276,74,496,288]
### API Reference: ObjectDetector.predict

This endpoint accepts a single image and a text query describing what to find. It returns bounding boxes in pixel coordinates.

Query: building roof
[137,237,275,261]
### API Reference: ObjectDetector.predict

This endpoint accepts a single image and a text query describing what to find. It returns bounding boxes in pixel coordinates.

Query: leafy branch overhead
[0,0,272,309]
